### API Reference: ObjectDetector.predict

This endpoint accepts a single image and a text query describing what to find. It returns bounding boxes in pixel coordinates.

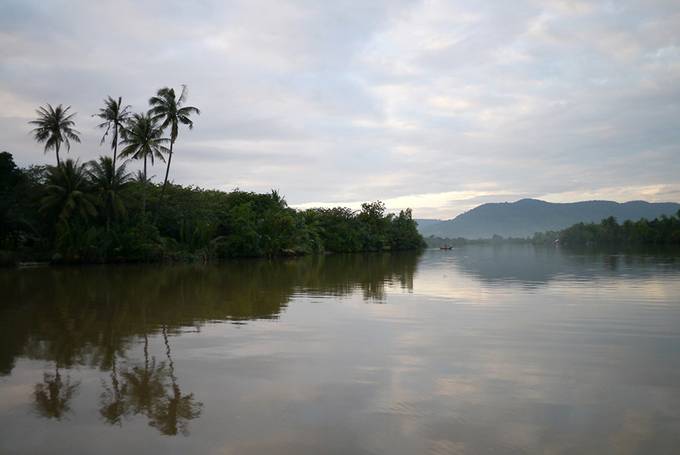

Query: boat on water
[440,245,453,250]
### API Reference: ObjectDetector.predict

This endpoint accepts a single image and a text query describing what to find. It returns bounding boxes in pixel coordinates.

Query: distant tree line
[424,213,680,249]
[424,234,527,248]
[0,89,424,265]
[532,214,680,247]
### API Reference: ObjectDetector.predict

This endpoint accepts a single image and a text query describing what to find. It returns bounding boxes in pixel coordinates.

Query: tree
[94,96,131,172]
[358,201,390,251]
[0,152,24,244]
[148,85,200,216]
[40,159,97,229]
[119,113,168,216]
[389,209,425,250]
[88,156,132,231]
[29,104,81,167]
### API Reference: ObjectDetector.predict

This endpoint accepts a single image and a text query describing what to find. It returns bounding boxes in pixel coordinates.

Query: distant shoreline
[425,213,680,250]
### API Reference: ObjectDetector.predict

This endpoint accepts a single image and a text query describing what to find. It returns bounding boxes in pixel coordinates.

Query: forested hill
[417,199,680,239]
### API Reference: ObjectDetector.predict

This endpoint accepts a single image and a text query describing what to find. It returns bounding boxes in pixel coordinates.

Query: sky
[1,0,679,219]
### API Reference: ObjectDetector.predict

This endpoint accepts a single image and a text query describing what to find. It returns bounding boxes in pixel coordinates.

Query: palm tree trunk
[55,142,61,167]
[112,124,118,172]
[143,156,147,217]
[155,140,174,222]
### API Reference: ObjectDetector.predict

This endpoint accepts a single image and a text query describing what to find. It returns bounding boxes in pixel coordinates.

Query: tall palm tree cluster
[6,89,425,264]
[29,86,199,233]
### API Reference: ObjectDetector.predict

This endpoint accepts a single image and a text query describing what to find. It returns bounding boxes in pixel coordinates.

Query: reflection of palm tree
[121,334,166,417]
[34,365,79,419]
[99,355,126,425]
[95,291,129,424]
[149,382,202,436]
[148,326,202,436]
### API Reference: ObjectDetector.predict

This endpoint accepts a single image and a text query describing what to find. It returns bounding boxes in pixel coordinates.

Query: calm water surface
[1,246,680,454]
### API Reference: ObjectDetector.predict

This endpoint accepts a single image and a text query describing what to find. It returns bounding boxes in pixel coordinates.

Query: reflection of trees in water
[295,253,419,301]
[445,244,680,286]
[99,355,126,425]
[1,252,421,375]
[28,281,204,435]
[98,291,130,425]
[147,326,202,436]
[97,330,203,436]
[95,286,202,436]
[121,335,165,418]
[2,252,420,434]
[33,365,79,420]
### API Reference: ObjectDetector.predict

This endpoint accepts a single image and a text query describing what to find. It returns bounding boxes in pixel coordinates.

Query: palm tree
[94,96,131,172]
[119,113,168,216]
[40,159,98,228]
[29,104,81,167]
[148,85,199,215]
[88,156,132,231]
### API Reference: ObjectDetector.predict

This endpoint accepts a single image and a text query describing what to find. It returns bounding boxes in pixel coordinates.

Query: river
[1,245,680,454]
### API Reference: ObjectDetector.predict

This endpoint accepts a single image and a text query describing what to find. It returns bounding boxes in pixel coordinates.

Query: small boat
[440,245,453,250]
[17,261,50,268]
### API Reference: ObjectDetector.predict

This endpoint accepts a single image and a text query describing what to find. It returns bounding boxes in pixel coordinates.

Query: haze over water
[2,246,680,454]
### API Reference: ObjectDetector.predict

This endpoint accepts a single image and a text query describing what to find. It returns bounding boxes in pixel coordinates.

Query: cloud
[1,0,679,218]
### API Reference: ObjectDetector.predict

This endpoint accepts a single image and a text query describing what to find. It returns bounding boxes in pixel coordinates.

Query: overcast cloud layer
[1,0,679,218]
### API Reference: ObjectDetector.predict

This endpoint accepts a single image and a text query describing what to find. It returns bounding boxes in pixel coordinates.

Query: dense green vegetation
[0,87,423,265]
[0,153,423,264]
[532,214,680,247]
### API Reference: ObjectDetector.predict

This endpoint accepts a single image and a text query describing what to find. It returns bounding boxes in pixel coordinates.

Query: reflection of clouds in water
[410,245,680,302]
[234,249,677,452]
[548,278,680,304]
[609,411,653,454]
[434,377,479,397]
[349,256,680,452]
[0,382,33,411]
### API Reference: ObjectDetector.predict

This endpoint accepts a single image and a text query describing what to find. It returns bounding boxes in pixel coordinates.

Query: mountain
[417,199,680,239]
[411,219,442,231]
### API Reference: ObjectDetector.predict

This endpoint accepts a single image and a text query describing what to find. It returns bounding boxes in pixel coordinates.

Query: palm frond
[178,85,188,105]
[29,104,81,158]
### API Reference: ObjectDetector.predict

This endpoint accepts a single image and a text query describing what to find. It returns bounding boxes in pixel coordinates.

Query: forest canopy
[532,214,680,247]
